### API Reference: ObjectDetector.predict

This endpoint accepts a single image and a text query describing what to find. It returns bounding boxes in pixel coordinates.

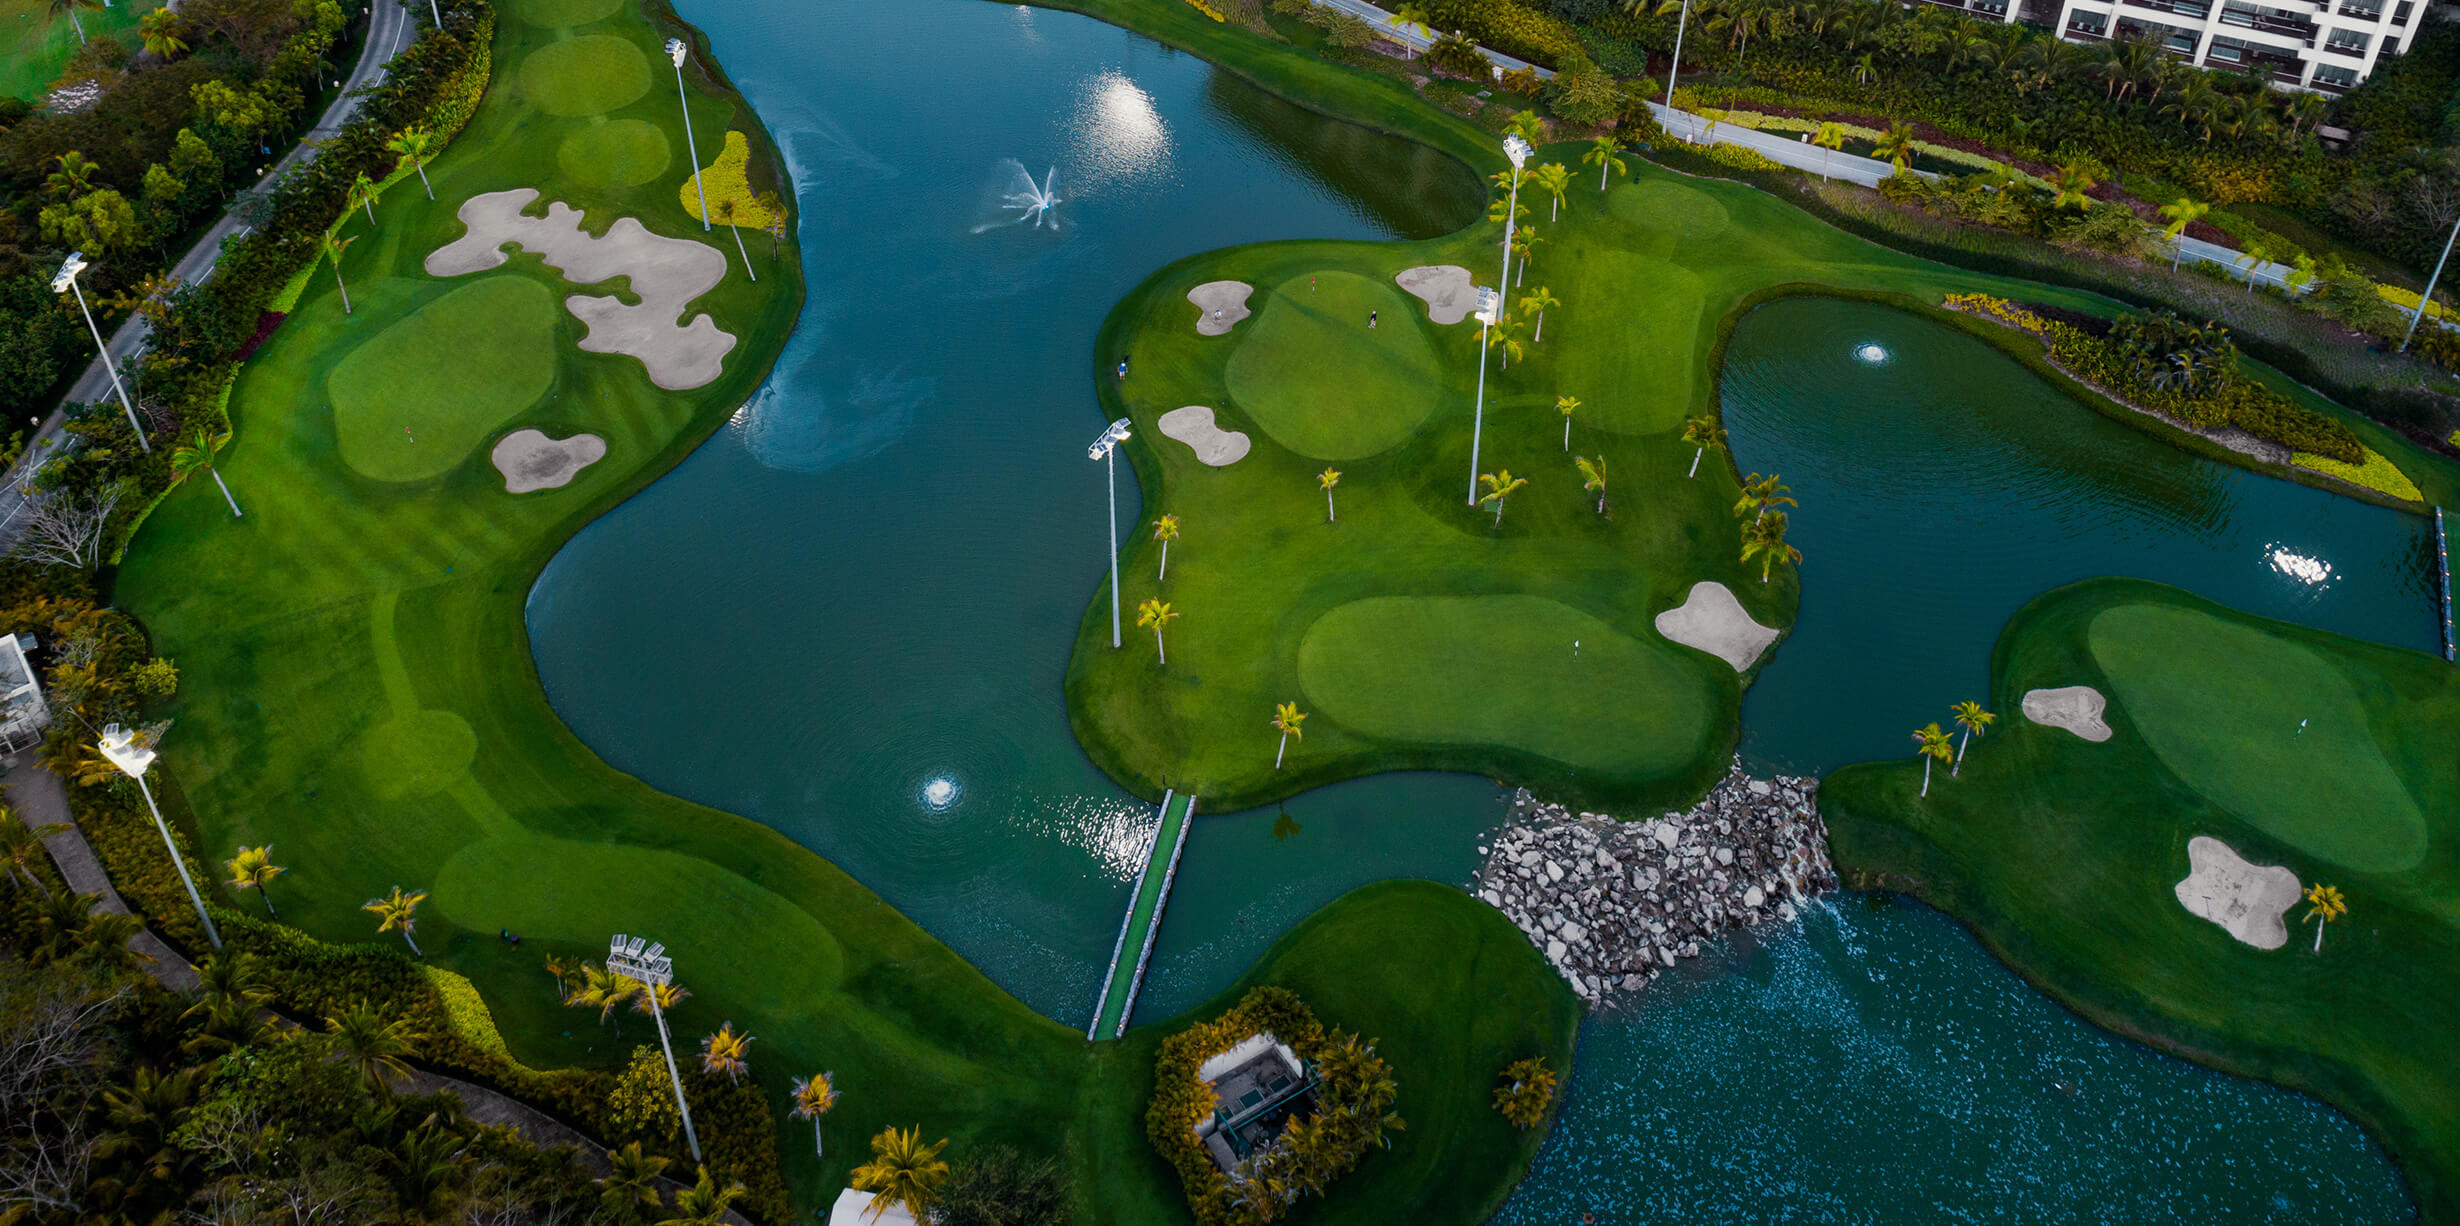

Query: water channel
[526,0,2418,1214]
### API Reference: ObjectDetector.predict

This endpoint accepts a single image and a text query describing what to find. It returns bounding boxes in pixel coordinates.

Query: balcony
[2119,0,2212,19]
[2218,6,2320,42]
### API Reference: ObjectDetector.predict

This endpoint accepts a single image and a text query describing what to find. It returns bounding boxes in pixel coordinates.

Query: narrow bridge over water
[1088,790,1196,1040]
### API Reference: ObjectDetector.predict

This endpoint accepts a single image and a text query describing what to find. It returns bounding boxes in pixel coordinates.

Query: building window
[2313,63,2360,86]
[2068,10,2109,33]
[2394,1,2413,22]
[2325,29,2372,53]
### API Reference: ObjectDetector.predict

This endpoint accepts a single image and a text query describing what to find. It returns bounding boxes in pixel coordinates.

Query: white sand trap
[426,188,737,390]
[2022,685,2112,742]
[1654,581,1779,672]
[1157,406,1250,467]
[2174,835,2302,950]
[492,429,606,493]
[1395,265,1476,324]
[1189,281,1252,336]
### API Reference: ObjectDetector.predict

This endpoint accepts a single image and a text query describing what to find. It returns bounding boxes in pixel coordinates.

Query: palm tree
[1682,415,1726,478]
[1732,472,1795,521]
[2303,883,2345,953]
[1583,136,1627,192]
[1949,701,1995,775]
[138,9,189,59]
[224,845,284,916]
[1152,514,1179,581]
[348,171,379,227]
[1911,722,1954,797]
[1852,51,1882,87]
[324,233,358,315]
[1485,314,1527,369]
[47,0,102,46]
[362,885,427,956]
[597,1142,669,1216]
[170,423,243,518]
[699,1022,753,1085]
[850,1126,951,1222]
[2283,90,2330,139]
[2052,161,2097,211]
[563,961,640,1028]
[1509,224,1543,286]
[1739,510,1799,582]
[1136,598,1178,666]
[1272,701,1306,770]
[1318,467,1341,523]
[627,977,690,1020]
[0,807,65,896]
[1386,2,1432,54]
[1530,162,1572,222]
[1523,287,1560,345]
[1555,393,1579,449]
[2159,195,2208,269]
[1478,470,1527,525]
[45,151,98,201]
[1871,122,1918,173]
[669,1165,747,1226]
[1576,455,1609,515]
[790,1072,839,1157]
[756,190,789,259]
[324,1000,419,1094]
[387,127,438,200]
[1504,110,1547,146]
[711,196,758,283]
[1811,121,1846,180]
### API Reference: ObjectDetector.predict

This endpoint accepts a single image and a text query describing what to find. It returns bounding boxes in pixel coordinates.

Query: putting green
[556,118,671,189]
[435,834,845,1002]
[1223,270,1441,460]
[518,34,651,118]
[2088,602,2427,873]
[328,277,560,483]
[1613,178,1730,242]
[520,0,622,28]
[357,709,478,800]
[1298,595,1710,774]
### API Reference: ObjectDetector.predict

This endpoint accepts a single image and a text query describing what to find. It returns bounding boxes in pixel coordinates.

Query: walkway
[1087,790,1195,1040]
[3,0,421,535]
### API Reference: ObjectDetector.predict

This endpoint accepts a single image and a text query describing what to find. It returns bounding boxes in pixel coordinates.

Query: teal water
[527,0,2415,1215]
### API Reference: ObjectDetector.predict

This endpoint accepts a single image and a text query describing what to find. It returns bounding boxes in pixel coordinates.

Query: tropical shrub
[935,1146,1072,1226]
[1419,0,1586,67]
[2292,445,2422,501]
[1492,1055,1559,1127]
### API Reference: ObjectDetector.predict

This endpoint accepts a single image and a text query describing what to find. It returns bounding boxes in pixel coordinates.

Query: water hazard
[530,0,2419,1214]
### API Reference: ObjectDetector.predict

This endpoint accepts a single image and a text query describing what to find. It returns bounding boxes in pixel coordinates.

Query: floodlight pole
[1090,419,1132,648]
[1665,0,1691,109]
[1467,287,1499,509]
[53,254,148,454]
[2401,209,2460,353]
[97,725,218,949]
[609,934,702,1162]
[668,40,710,232]
[1472,136,1528,508]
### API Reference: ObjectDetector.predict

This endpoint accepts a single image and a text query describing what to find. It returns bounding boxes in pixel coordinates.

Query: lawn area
[0,0,166,100]
[105,0,1576,1219]
[1820,577,2460,1223]
[1066,157,2137,814]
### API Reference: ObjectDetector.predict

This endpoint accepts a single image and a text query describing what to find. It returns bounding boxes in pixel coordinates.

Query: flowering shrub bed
[2293,447,2422,502]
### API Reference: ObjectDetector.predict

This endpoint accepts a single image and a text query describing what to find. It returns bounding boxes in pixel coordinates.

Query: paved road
[3,0,420,534]
[1314,0,1555,80]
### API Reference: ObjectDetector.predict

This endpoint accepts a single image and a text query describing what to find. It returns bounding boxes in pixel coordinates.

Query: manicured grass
[555,117,671,189]
[107,0,1577,1219]
[0,0,165,100]
[516,32,650,116]
[2086,602,2426,873]
[327,275,562,482]
[1821,578,2460,1223]
[1222,271,1438,459]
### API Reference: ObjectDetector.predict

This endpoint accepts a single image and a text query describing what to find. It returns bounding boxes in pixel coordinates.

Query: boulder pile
[1473,765,1837,1006]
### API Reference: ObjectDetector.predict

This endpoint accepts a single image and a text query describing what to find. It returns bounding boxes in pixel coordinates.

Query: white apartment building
[1930,0,2425,90]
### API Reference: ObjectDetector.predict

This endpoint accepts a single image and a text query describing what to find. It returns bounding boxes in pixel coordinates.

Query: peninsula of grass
[1820,577,2460,1222]
[106,0,1577,1218]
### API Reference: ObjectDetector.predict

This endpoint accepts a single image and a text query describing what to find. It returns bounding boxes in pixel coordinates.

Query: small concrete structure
[1189,280,1253,336]
[1395,265,1476,325]
[2174,836,2303,950]
[2022,685,2113,743]
[0,633,52,758]
[1192,1033,1318,1173]
[826,1188,916,1226]
[1157,406,1250,467]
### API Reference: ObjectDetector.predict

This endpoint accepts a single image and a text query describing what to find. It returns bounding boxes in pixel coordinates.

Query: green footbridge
[1088,790,1197,1040]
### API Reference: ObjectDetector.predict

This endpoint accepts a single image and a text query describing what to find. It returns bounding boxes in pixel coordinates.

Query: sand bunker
[491,429,607,493]
[426,188,737,390]
[1157,406,1250,467]
[1395,265,1476,324]
[1189,281,1252,336]
[2173,835,2302,950]
[2022,685,2112,742]
[1654,582,1779,672]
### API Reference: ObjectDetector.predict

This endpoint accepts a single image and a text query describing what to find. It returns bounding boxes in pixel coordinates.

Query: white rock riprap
[491,429,606,493]
[2173,835,2303,950]
[1655,581,1780,672]
[2022,685,2113,742]
[1473,765,1837,1006]
[1188,281,1253,336]
[1395,264,1476,324]
[1157,406,1251,467]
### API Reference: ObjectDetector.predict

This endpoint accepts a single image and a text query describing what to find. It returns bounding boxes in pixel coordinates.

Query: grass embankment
[0,0,166,99]
[1821,578,2460,1222]
[109,0,1574,1217]
[1067,155,2157,813]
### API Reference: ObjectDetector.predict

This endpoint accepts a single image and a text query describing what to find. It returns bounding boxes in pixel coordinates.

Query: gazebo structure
[1192,1032,1321,1173]
[0,632,53,758]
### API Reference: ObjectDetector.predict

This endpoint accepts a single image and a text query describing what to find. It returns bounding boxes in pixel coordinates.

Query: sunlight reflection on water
[1068,69,1172,195]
